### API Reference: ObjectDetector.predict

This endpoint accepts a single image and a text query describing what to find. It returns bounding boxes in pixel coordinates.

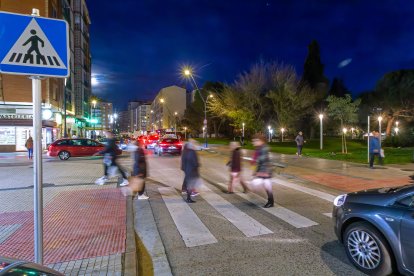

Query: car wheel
[344,222,394,276]
[58,151,70,160]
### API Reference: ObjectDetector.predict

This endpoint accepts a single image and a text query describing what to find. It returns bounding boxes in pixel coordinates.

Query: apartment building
[0,0,91,151]
[128,100,152,134]
[150,85,186,130]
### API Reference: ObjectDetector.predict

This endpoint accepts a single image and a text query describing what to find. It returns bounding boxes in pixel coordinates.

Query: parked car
[0,255,63,275]
[146,134,160,149]
[154,138,182,156]
[333,184,414,276]
[47,138,122,160]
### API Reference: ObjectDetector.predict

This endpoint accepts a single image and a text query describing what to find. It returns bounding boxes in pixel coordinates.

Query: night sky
[87,0,414,109]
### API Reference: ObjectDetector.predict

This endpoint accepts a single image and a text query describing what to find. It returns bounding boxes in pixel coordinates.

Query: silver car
[333,184,414,275]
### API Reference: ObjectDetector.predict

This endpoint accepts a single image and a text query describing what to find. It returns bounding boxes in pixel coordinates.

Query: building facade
[150,85,186,131]
[72,0,91,137]
[128,101,152,134]
[0,0,91,151]
[0,0,68,151]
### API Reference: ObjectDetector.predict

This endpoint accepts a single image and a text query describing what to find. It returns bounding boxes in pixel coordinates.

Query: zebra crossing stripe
[236,192,318,228]
[273,178,336,203]
[158,187,218,248]
[201,186,273,237]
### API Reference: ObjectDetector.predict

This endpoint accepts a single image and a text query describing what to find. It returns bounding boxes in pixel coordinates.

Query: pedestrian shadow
[320,241,359,274]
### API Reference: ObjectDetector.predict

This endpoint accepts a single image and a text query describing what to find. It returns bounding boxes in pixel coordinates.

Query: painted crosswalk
[158,187,218,247]
[201,186,273,237]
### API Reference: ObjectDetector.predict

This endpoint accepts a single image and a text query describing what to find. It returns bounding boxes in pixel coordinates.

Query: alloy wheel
[347,230,381,270]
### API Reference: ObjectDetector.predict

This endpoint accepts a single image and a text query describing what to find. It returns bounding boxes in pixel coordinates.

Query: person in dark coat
[295,131,304,157]
[181,139,200,203]
[94,131,128,186]
[251,133,274,208]
[133,141,148,199]
[226,141,248,193]
[369,131,383,168]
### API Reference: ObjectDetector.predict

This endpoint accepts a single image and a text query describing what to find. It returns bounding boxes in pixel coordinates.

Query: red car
[48,138,122,160]
[154,138,183,156]
[146,134,160,149]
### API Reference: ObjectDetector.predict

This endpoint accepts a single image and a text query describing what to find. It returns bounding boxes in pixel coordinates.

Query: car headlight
[333,194,347,207]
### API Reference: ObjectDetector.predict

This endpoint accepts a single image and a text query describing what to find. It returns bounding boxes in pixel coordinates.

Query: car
[333,184,414,276]
[154,138,182,156]
[47,138,122,160]
[145,134,160,149]
[0,255,64,275]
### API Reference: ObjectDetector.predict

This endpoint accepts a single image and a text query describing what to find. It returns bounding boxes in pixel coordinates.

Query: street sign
[0,11,69,77]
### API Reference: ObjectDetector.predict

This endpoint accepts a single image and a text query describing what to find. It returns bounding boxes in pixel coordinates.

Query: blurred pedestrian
[369,131,383,168]
[251,133,274,208]
[25,135,33,160]
[94,131,129,186]
[133,141,148,199]
[295,131,304,157]
[226,141,248,193]
[181,139,201,203]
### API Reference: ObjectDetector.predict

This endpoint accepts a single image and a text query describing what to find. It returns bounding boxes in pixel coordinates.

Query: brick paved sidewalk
[0,159,135,275]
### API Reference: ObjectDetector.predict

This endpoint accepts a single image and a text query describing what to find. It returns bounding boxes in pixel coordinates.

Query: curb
[124,195,138,275]
[133,181,173,276]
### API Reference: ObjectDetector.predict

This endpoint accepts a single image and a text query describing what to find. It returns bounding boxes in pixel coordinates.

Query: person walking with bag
[226,141,248,194]
[25,135,33,160]
[132,141,148,199]
[181,139,200,203]
[251,133,274,208]
[95,131,128,186]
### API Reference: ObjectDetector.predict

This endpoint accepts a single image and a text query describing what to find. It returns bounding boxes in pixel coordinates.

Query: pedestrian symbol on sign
[1,18,65,69]
[22,29,46,65]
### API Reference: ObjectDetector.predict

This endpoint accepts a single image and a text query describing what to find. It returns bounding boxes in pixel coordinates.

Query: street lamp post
[378,116,383,148]
[184,127,187,140]
[92,100,97,139]
[351,127,355,139]
[319,114,323,150]
[242,123,245,146]
[281,128,285,142]
[184,68,210,148]
[270,129,273,142]
[343,128,348,154]
[174,111,178,136]
[268,125,271,143]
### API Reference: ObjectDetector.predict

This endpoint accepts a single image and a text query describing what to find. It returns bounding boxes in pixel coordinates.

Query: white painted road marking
[158,187,218,247]
[201,186,273,237]
[273,178,336,203]
[237,192,319,228]
[323,213,333,218]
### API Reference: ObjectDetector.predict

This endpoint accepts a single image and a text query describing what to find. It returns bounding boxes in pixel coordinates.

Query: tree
[326,94,361,153]
[371,70,414,136]
[301,40,329,98]
[266,64,317,130]
[329,78,349,97]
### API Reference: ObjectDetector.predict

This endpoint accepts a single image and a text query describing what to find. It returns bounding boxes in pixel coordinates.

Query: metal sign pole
[31,76,43,264]
[29,8,43,265]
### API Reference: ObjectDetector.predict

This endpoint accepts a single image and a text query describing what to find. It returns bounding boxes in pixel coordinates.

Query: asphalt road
[140,150,364,276]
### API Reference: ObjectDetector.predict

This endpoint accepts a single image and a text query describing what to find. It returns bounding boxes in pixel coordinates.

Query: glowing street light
[394,127,399,135]
[281,128,285,142]
[268,125,271,142]
[378,116,383,148]
[184,127,187,140]
[342,127,347,134]
[319,114,324,150]
[160,98,165,103]
[182,66,209,148]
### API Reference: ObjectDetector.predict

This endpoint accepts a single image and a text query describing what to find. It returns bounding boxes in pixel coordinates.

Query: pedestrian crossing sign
[0,11,69,77]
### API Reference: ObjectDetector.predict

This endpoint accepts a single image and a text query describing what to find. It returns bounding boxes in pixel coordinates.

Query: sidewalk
[208,144,414,193]
[0,158,136,275]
